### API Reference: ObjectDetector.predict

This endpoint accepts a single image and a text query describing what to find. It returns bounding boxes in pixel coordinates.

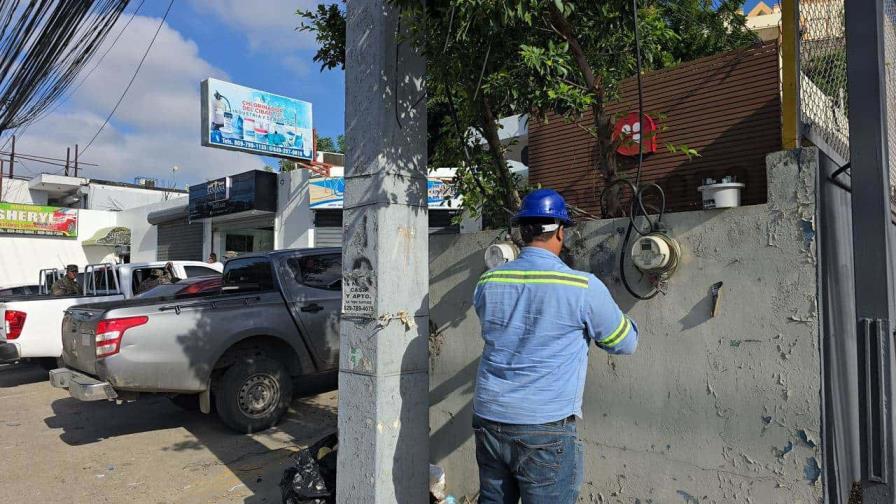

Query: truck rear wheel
[214,355,293,434]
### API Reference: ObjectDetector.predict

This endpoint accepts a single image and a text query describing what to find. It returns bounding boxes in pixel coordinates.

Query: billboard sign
[201,78,313,160]
[0,203,78,238]
[310,177,460,209]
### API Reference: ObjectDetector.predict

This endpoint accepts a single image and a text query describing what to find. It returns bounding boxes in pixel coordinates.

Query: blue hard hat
[514,188,574,225]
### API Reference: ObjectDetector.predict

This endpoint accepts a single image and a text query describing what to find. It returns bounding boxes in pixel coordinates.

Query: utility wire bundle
[0,0,129,134]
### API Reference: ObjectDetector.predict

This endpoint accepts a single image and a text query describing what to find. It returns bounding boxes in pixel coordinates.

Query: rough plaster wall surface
[429,149,823,502]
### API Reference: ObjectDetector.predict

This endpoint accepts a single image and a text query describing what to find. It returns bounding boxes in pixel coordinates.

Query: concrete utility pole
[845,0,896,501]
[337,0,429,502]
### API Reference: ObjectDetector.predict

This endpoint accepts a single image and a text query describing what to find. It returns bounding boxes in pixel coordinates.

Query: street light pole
[845,0,896,501]
[337,0,429,501]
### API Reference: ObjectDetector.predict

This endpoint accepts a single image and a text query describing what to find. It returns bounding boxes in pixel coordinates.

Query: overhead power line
[81,0,174,156]
[0,150,99,166]
[10,0,147,146]
[0,1,130,134]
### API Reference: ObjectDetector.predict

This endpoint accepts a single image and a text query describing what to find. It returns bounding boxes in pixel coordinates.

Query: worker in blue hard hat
[472,188,639,503]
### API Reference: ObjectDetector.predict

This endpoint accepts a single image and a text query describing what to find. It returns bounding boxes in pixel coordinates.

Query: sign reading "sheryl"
[0,203,78,238]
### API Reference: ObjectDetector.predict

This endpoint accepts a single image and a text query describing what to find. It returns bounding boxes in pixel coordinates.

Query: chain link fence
[799,0,896,198]
[885,0,896,198]
[798,0,849,162]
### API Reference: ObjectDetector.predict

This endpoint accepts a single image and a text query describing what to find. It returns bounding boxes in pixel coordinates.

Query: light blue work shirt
[473,247,638,425]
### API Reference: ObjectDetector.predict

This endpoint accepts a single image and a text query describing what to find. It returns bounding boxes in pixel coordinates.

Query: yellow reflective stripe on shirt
[480,270,589,281]
[477,277,589,288]
[478,270,589,289]
[599,316,631,348]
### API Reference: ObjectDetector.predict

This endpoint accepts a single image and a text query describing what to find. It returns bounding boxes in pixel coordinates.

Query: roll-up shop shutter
[313,209,460,247]
[314,210,344,248]
[157,218,203,261]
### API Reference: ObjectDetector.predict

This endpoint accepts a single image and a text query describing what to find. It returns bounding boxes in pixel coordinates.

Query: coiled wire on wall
[604,0,668,301]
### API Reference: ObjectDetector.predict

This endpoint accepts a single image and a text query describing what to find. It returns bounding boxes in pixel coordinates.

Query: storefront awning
[82,226,130,246]
[147,201,188,224]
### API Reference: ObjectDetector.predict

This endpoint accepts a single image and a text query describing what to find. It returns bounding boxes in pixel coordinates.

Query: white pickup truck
[0,261,222,368]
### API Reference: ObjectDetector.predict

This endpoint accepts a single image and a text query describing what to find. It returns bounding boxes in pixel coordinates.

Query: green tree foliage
[298,3,346,71]
[316,134,346,153]
[317,135,337,152]
[299,0,755,223]
[274,157,299,172]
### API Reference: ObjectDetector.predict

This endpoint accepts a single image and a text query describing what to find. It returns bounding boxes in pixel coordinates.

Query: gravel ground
[0,362,337,503]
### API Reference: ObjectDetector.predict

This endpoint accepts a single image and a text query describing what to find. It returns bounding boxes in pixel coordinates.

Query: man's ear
[557,226,565,243]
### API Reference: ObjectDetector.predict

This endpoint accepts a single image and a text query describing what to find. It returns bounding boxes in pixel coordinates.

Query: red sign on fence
[613,112,658,157]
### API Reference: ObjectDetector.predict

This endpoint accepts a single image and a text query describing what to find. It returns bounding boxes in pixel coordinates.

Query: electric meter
[631,233,680,273]
[484,243,519,269]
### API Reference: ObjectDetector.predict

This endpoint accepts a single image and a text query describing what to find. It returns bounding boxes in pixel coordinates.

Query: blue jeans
[473,414,584,504]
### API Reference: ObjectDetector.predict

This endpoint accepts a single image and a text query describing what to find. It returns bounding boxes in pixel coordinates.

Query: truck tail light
[4,311,26,340]
[95,316,148,358]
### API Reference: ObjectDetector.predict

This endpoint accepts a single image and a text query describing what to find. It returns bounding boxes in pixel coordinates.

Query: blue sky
[6,0,769,186]
[8,0,343,186]
[162,1,345,140]
[741,0,768,12]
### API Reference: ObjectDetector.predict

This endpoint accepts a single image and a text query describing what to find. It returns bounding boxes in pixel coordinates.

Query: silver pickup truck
[50,248,341,433]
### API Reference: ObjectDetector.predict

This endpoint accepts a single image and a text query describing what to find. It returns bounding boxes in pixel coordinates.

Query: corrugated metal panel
[528,42,782,216]
[157,219,203,261]
[315,227,343,248]
[313,210,343,247]
[313,210,460,244]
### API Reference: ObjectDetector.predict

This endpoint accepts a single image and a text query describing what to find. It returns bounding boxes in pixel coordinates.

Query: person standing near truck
[207,253,223,267]
[472,189,639,503]
[51,265,81,296]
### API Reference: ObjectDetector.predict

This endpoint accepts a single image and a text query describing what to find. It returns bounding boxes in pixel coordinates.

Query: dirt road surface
[0,362,338,503]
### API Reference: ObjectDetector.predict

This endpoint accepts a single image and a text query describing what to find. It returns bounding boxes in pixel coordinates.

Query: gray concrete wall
[428,148,824,502]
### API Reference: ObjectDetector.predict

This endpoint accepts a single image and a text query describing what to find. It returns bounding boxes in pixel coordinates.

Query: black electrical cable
[828,161,851,192]
[0,1,129,134]
[82,0,173,155]
[617,0,666,301]
[17,0,146,138]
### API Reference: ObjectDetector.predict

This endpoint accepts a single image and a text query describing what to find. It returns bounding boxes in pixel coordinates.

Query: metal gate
[157,218,203,261]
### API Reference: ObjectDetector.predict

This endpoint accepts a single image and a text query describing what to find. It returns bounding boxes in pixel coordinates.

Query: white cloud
[189,0,321,52]
[9,14,267,186]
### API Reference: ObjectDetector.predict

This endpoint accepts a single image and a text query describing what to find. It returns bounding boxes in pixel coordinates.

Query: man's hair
[209,253,217,260]
[519,218,561,244]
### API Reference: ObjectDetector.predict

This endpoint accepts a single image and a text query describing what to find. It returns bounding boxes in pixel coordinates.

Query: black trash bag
[281,432,339,504]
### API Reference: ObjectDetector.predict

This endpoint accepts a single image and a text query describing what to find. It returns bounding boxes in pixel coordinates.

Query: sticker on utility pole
[342,256,376,317]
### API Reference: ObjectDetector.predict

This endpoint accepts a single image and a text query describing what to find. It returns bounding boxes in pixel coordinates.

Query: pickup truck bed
[52,248,342,433]
[1,261,222,364]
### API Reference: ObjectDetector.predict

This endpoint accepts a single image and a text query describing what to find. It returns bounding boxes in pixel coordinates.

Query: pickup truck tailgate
[62,308,104,375]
